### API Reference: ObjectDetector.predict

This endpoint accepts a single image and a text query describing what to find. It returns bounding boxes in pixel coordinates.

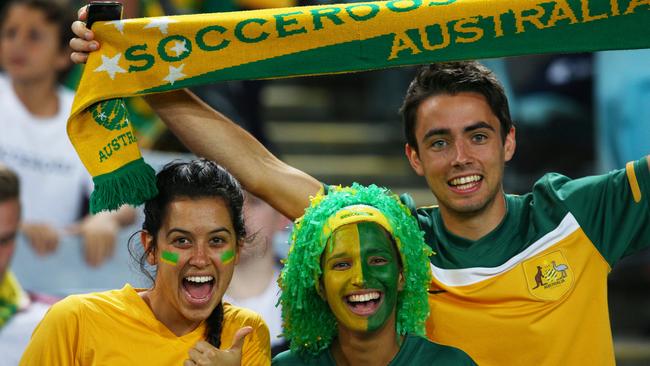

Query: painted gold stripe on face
[626,161,642,203]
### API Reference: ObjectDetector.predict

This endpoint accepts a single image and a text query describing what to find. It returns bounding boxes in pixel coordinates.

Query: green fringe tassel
[90,158,158,214]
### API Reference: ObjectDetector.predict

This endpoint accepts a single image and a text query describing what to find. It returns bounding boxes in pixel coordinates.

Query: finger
[46,232,59,254]
[85,238,100,267]
[78,5,89,21]
[229,326,253,352]
[183,360,196,366]
[188,347,203,361]
[69,37,99,53]
[192,340,214,354]
[70,52,89,64]
[71,20,93,40]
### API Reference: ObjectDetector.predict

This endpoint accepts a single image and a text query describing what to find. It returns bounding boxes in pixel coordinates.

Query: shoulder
[402,336,475,365]
[272,350,303,365]
[223,302,268,330]
[273,349,330,366]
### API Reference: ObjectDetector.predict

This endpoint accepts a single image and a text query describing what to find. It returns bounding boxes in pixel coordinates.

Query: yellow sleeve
[222,304,271,366]
[19,296,84,366]
[240,315,271,366]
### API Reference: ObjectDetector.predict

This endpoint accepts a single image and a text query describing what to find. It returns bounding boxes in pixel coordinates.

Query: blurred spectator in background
[0,0,135,267]
[0,164,53,366]
[224,193,290,356]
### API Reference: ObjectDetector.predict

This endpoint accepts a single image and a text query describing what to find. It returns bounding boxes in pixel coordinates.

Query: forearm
[144,89,320,219]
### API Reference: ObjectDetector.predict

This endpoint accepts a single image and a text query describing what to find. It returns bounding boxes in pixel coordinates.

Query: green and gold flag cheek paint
[323,223,400,332]
[160,250,179,266]
[323,225,369,332]
[357,223,400,332]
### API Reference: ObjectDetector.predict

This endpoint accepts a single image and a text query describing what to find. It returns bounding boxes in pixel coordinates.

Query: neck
[140,289,200,337]
[227,253,276,299]
[440,191,507,241]
[331,314,401,366]
[11,76,59,118]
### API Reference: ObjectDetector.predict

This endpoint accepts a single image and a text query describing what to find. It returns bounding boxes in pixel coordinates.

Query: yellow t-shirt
[20,284,270,365]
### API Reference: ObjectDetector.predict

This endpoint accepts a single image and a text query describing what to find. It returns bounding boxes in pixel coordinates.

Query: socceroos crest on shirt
[523,250,573,301]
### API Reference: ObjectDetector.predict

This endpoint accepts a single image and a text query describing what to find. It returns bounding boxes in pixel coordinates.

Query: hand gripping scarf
[69,0,650,213]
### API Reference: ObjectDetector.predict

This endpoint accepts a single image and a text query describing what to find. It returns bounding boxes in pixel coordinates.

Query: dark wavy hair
[400,61,513,151]
[130,159,247,348]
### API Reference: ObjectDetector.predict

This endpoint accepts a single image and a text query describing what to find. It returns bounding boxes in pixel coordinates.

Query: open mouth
[344,291,383,316]
[182,275,215,305]
[448,174,483,192]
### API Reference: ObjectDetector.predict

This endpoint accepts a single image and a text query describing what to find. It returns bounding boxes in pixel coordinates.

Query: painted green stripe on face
[221,249,235,264]
[357,222,400,332]
[160,250,178,266]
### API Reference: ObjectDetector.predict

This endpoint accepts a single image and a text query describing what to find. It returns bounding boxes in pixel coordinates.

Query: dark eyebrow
[166,227,232,238]
[326,252,349,264]
[421,121,495,143]
[422,127,451,143]
[464,121,495,133]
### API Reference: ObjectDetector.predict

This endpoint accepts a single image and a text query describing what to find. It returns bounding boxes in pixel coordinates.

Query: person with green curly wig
[272,184,475,365]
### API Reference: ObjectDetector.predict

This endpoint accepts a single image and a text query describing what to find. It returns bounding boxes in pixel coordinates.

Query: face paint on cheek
[220,248,235,264]
[160,250,179,266]
[322,225,368,332]
[357,222,400,332]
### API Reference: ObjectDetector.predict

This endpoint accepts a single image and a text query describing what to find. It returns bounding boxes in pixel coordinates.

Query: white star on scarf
[144,17,177,35]
[107,20,125,34]
[170,40,189,57]
[94,53,126,80]
[163,64,186,85]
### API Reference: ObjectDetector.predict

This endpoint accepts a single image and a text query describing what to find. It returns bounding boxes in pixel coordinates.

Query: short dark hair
[132,159,247,349]
[0,0,75,51]
[0,164,19,203]
[400,61,513,151]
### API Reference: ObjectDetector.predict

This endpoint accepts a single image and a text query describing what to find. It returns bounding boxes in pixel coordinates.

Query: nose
[188,244,209,267]
[452,139,472,167]
[351,264,365,287]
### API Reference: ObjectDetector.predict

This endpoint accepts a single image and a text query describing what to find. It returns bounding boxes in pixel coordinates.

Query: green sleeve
[540,157,650,267]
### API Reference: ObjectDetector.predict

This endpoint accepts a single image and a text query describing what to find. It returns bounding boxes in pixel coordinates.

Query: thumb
[229,326,253,353]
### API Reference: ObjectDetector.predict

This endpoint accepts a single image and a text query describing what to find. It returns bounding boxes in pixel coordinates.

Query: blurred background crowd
[0,0,648,365]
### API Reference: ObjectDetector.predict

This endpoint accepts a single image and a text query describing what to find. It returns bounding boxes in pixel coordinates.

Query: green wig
[278,183,433,357]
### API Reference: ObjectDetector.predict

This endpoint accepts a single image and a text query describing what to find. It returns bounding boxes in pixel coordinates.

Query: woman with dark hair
[20,159,271,365]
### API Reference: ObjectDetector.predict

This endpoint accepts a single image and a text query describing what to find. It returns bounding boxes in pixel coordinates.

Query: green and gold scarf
[69,0,650,212]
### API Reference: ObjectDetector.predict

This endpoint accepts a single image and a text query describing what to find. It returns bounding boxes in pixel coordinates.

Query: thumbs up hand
[183,326,253,366]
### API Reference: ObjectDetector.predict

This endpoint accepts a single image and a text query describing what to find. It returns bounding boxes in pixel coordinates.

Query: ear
[141,230,157,266]
[397,272,405,292]
[503,126,516,162]
[405,143,424,176]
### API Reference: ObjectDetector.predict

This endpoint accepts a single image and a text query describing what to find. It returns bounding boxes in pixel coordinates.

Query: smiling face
[406,92,515,219]
[321,222,401,333]
[0,4,69,84]
[144,196,238,331]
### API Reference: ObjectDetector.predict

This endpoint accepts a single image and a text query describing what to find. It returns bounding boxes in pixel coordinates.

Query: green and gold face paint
[160,250,179,266]
[220,248,235,265]
[321,222,400,333]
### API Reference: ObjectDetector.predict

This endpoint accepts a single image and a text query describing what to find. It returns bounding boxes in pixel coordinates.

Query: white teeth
[185,276,214,283]
[347,292,380,303]
[449,175,481,186]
